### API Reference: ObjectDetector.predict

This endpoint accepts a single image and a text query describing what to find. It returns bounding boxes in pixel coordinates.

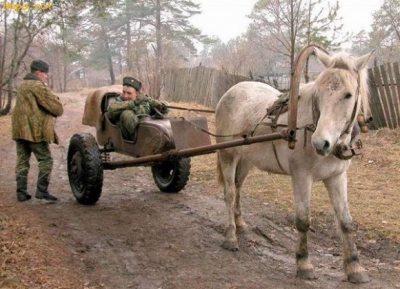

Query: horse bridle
[312,65,363,160]
[253,64,363,166]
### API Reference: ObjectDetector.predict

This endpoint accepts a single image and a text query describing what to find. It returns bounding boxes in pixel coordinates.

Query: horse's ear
[314,47,331,68]
[355,50,375,71]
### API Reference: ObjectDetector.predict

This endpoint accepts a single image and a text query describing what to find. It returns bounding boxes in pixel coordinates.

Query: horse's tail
[217,152,224,185]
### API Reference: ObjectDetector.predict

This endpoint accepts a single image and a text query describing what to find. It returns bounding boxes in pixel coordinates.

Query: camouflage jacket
[107,93,169,121]
[11,73,63,142]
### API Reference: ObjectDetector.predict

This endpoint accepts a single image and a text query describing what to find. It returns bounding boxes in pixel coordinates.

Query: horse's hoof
[348,272,370,283]
[296,268,318,280]
[221,240,239,251]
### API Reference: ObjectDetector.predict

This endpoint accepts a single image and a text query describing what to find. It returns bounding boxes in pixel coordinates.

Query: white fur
[215,48,374,282]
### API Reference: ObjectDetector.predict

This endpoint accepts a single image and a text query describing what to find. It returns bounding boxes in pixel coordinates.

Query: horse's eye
[344,93,352,99]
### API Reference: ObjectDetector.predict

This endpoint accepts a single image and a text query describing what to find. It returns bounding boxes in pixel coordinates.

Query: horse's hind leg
[323,172,370,283]
[233,160,251,234]
[218,150,240,251]
[292,174,317,280]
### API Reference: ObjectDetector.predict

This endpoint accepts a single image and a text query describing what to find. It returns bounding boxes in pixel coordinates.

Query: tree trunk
[63,61,67,92]
[103,27,115,85]
[289,0,296,69]
[0,12,7,88]
[0,7,21,116]
[304,0,311,83]
[154,0,162,99]
[62,24,68,92]
[126,19,132,72]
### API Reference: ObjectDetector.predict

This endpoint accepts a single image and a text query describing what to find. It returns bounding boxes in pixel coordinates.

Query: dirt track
[1,90,400,289]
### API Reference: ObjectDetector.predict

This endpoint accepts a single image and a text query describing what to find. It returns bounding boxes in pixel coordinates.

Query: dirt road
[1,90,399,289]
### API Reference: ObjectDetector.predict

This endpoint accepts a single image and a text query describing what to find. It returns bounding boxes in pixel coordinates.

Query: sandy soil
[0,89,399,289]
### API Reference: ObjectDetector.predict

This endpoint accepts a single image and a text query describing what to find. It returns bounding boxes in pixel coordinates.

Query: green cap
[123,76,142,91]
[31,59,49,73]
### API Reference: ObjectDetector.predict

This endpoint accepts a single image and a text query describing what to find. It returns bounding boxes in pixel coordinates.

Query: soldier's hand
[159,101,169,114]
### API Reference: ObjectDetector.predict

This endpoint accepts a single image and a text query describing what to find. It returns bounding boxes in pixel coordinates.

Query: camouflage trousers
[15,139,53,185]
[117,110,139,141]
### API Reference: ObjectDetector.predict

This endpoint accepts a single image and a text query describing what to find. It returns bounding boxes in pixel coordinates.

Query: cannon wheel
[151,157,191,193]
[67,133,103,205]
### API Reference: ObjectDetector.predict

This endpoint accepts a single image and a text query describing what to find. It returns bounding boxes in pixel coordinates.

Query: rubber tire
[151,157,191,193]
[67,133,103,205]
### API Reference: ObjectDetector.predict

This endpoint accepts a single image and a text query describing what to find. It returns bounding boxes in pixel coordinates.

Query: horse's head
[311,48,374,156]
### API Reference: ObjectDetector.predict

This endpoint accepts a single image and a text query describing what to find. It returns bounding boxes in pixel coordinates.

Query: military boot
[16,175,31,202]
[35,173,58,201]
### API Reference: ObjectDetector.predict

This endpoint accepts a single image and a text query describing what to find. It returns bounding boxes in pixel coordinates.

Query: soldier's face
[35,71,48,82]
[122,86,137,101]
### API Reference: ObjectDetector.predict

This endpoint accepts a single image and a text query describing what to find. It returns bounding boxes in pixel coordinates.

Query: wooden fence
[162,65,400,130]
[368,63,400,129]
[162,66,248,108]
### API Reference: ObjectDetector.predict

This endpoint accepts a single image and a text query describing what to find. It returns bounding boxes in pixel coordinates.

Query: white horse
[215,47,374,283]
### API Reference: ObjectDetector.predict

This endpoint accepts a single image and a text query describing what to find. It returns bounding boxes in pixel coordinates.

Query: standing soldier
[11,60,63,202]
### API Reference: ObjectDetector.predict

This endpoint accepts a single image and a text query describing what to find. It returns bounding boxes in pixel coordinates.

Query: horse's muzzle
[312,139,332,156]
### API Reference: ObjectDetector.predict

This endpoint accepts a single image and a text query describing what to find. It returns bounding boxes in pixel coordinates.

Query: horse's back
[215,81,280,136]
[216,81,280,112]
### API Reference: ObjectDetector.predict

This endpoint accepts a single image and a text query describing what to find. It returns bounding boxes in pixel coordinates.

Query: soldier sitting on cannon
[107,77,169,141]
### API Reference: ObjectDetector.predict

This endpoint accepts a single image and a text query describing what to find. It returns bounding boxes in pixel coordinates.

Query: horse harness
[252,65,369,169]
[174,65,370,173]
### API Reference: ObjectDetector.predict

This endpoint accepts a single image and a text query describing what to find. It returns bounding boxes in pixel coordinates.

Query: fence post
[368,69,385,129]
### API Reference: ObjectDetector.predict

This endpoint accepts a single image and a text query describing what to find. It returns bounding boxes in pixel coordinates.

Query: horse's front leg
[292,175,317,280]
[323,171,370,283]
